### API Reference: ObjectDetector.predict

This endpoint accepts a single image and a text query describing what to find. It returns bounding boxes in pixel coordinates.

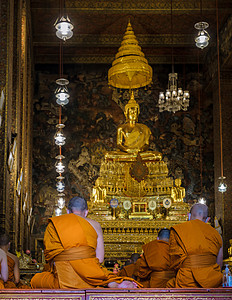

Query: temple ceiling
[31,0,232,65]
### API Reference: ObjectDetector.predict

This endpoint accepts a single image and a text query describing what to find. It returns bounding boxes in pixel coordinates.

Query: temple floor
[0,288,232,299]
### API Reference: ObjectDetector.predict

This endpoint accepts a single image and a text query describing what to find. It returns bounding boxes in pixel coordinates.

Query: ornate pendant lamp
[53,0,74,216]
[56,176,65,193]
[215,0,226,193]
[158,0,190,113]
[57,193,66,209]
[194,22,210,49]
[55,154,65,173]
[194,0,210,49]
[55,78,70,106]
[55,16,74,41]
[54,124,66,146]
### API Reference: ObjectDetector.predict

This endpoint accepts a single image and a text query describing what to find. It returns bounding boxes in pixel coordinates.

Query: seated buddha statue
[171,178,185,203]
[105,92,162,162]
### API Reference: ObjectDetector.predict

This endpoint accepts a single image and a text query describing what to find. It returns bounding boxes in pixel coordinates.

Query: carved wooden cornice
[65,0,218,12]
[35,55,199,64]
[33,34,193,46]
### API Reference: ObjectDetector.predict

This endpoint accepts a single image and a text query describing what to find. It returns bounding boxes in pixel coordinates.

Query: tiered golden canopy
[108,21,152,89]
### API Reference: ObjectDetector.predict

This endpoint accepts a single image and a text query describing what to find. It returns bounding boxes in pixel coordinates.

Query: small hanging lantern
[218,176,227,193]
[55,78,70,106]
[54,16,74,41]
[54,124,66,146]
[194,22,210,49]
[57,193,66,209]
[198,197,206,205]
[55,155,65,173]
[54,207,62,216]
[56,176,65,193]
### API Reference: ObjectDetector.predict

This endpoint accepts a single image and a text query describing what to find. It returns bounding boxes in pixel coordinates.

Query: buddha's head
[175,178,181,187]
[124,91,140,122]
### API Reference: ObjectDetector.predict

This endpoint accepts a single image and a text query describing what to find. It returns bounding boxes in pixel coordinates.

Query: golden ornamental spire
[108,21,152,89]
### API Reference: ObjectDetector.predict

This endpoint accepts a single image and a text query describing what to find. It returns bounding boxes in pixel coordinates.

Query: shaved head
[0,233,10,246]
[68,197,88,213]
[130,253,140,263]
[158,228,170,241]
[190,203,208,221]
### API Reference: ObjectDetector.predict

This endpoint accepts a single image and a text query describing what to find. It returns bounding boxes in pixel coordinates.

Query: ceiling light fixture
[158,0,190,113]
[54,124,66,146]
[55,78,70,106]
[55,16,74,41]
[55,155,65,174]
[194,22,210,49]
[215,0,226,193]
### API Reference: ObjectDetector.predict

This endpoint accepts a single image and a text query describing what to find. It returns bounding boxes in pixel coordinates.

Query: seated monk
[166,203,223,288]
[118,253,140,278]
[31,196,141,289]
[134,228,175,288]
[0,232,30,288]
[105,91,162,162]
[0,247,8,288]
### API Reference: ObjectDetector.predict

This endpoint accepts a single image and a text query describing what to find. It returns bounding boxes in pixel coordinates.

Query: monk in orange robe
[0,248,8,288]
[134,228,175,288]
[118,253,140,278]
[0,232,30,289]
[31,196,141,289]
[166,203,223,288]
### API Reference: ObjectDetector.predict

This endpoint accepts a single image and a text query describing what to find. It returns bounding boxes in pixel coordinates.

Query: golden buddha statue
[168,178,189,221]
[117,92,150,153]
[105,92,162,162]
[171,178,186,203]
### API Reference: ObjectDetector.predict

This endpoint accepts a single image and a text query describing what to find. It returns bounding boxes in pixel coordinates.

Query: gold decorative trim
[35,55,199,64]
[33,34,193,46]
[65,0,216,12]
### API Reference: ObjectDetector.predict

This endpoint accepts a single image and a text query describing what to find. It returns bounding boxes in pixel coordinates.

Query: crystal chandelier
[194,22,210,49]
[218,176,227,193]
[54,124,66,146]
[158,73,190,113]
[158,0,190,113]
[55,78,70,106]
[55,16,74,41]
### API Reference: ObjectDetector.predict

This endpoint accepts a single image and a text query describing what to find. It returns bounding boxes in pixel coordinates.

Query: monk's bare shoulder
[85,217,102,236]
[7,252,19,264]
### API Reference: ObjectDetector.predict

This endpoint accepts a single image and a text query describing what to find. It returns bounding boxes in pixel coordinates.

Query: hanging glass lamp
[194,22,210,49]
[55,155,65,173]
[54,124,66,146]
[57,193,66,209]
[218,176,227,193]
[55,78,70,106]
[55,16,74,41]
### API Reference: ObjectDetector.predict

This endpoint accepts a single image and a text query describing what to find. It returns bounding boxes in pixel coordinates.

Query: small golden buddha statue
[171,178,185,203]
[106,92,162,161]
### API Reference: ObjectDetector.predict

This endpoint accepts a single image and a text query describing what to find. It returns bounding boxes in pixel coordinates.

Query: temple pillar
[0,0,33,252]
[213,69,232,258]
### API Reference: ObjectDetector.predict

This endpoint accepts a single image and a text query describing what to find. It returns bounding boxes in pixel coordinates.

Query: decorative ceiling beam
[31,0,232,13]
[33,34,197,46]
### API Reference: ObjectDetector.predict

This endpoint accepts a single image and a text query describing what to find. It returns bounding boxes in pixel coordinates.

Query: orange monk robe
[31,214,141,289]
[166,219,223,288]
[118,263,137,278]
[134,240,175,288]
[0,255,30,289]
